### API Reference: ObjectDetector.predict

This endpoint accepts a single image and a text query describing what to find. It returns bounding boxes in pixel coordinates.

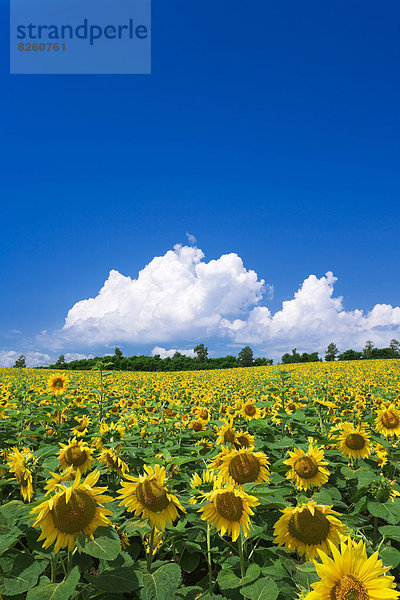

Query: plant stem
[50,553,57,583]
[372,516,379,548]
[206,524,213,593]
[146,526,155,573]
[238,534,245,579]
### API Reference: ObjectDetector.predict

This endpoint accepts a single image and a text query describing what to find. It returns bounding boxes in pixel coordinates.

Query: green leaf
[76,527,121,560]
[241,564,261,586]
[367,500,400,525]
[26,567,80,600]
[241,577,279,600]
[0,553,46,596]
[379,546,400,569]
[141,563,182,600]
[0,527,23,556]
[379,525,400,542]
[85,567,142,593]
[217,568,241,590]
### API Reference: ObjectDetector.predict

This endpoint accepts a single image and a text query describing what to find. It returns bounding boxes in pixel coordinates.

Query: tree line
[11,339,400,370]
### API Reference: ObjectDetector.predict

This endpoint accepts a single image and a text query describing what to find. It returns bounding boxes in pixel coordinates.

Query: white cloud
[224,272,400,357]
[0,350,52,368]
[186,232,197,245]
[151,346,195,359]
[7,244,400,363]
[62,244,265,345]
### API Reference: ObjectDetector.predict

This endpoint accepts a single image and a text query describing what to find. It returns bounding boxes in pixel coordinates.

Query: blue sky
[1,0,400,365]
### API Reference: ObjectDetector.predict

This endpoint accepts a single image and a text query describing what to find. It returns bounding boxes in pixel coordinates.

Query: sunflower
[216,448,270,487]
[98,448,128,476]
[117,464,185,531]
[336,423,372,460]
[58,437,94,474]
[31,470,113,553]
[44,467,77,493]
[198,484,259,541]
[189,470,217,504]
[71,415,91,437]
[215,420,237,446]
[94,421,125,450]
[273,501,346,560]
[48,373,68,396]
[375,404,400,437]
[284,444,330,491]
[7,447,35,502]
[241,400,261,421]
[189,419,207,433]
[305,538,400,600]
[234,430,255,450]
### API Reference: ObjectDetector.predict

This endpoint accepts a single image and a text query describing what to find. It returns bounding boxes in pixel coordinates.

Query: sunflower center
[199,408,209,420]
[65,446,88,467]
[236,435,250,448]
[294,456,319,479]
[136,479,170,512]
[192,421,204,432]
[330,575,369,600]
[215,491,243,521]
[223,428,236,443]
[52,489,97,534]
[244,404,257,416]
[76,423,87,432]
[381,411,400,429]
[53,378,64,389]
[345,434,366,450]
[288,507,330,545]
[229,453,260,484]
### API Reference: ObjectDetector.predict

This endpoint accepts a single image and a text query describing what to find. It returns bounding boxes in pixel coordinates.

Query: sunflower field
[0,359,400,600]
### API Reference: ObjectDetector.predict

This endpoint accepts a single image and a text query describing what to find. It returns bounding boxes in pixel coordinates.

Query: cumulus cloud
[62,244,265,345]
[11,244,400,362]
[186,232,197,245]
[224,272,400,356]
[151,346,195,359]
[0,350,52,368]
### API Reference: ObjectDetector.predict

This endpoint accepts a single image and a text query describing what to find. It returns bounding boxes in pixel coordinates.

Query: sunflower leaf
[76,527,121,560]
[240,577,279,600]
[26,566,80,600]
[141,563,182,600]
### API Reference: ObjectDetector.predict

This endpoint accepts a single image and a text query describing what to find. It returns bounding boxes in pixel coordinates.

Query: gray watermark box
[10,0,151,74]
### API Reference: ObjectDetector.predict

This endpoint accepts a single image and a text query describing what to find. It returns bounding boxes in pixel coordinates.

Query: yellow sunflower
[189,419,207,433]
[198,484,259,541]
[336,424,372,459]
[273,500,346,560]
[44,467,76,493]
[31,470,113,553]
[189,470,217,504]
[375,404,400,437]
[117,464,185,531]
[215,448,270,487]
[215,420,237,446]
[234,430,255,450]
[241,400,261,421]
[58,437,94,474]
[284,444,330,491]
[71,415,91,437]
[7,447,35,502]
[47,373,68,396]
[305,538,400,600]
[98,448,129,476]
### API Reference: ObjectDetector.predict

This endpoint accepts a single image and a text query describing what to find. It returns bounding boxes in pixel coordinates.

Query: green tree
[13,355,26,368]
[338,349,363,361]
[325,343,339,361]
[389,339,400,358]
[363,340,374,359]
[194,343,208,362]
[114,347,123,359]
[237,346,254,367]
[55,354,66,367]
